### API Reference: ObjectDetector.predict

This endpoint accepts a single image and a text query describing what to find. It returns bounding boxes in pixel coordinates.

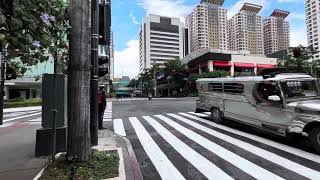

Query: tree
[278,45,313,73]
[0,0,69,75]
[67,0,91,163]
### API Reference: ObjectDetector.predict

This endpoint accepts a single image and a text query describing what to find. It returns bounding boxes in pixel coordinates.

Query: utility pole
[90,0,99,146]
[67,0,91,162]
[0,47,4,125]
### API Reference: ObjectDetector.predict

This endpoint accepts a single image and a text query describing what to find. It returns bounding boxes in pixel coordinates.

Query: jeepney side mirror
[268,95,281,102]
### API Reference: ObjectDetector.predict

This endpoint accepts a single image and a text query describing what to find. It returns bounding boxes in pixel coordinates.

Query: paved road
[0,109,44,180]
[106,97,320,180]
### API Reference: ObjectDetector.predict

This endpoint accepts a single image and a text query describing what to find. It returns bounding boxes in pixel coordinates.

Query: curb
[103,130,143,180]
[123,137,143,180]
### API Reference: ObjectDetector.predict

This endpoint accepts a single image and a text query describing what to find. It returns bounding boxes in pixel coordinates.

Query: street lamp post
[153,60,157,97]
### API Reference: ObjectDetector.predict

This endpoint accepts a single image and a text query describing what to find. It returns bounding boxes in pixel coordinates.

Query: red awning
[257,64,277,68]
[213,61,232,67]
[234,62,255,68]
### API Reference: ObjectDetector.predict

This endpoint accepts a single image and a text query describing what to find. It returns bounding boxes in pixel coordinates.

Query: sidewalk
[32,130,142,180]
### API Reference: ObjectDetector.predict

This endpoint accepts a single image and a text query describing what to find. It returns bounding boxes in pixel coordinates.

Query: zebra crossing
[105,112,320,180]
[113,98,148,102]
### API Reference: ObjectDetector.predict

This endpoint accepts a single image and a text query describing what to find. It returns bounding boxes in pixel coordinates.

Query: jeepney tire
[309,127,320,153]
[210,108,223,124]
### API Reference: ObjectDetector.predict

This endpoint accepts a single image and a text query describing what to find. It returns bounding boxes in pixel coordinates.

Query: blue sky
[112,0,307,78]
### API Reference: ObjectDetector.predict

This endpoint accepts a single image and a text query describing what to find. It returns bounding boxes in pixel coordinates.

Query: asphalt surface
[106,97,320,180]
[1,97,320,180]
[0,110,44,180]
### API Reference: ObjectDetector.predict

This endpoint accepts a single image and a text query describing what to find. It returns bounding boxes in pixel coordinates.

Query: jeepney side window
[208,83,223,92]
[253,82,282,106]
[224,83,244,95]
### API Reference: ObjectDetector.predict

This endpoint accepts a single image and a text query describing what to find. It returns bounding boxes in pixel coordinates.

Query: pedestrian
[98,86,107,129]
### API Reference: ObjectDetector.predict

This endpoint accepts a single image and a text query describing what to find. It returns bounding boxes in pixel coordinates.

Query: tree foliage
[0,0,69,76]
[278,45,313,73]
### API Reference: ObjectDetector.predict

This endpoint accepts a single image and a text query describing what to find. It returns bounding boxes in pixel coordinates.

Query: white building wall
[305,0,320,61]
[139,14,185,72]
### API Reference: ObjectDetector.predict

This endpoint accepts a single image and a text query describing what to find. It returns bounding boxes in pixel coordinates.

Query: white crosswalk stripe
[113,119,126,136]
[164,113,284,180]
[176,113,320,180]
[180,112,320,164]
[129,117,185,180]
[107,112,320,180]
[143,115,233,180]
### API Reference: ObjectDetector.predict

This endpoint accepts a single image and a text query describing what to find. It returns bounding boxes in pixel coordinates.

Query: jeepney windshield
[280,80,319,100]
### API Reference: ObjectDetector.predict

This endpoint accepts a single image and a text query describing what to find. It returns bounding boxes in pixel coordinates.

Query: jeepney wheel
[310,127,320,153]
[211,108,223,124]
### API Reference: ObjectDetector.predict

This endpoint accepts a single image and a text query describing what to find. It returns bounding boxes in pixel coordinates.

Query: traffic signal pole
[90,0,99,146]
[0,48,4,125]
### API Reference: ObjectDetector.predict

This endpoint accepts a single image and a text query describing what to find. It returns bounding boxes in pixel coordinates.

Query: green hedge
[4,98,42,109]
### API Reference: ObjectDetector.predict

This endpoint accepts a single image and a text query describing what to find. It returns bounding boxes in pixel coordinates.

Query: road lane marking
[3,112,42,123]
[129,117,185,180]
[3,110,40,118]
[188,112,208,117]
[173,113,320,179]
[143,116,233,180]
[103,119,112,122]
[165,114,284,180]
[180,112,320,164]
[29,122,41,125]
[113,119,126,137]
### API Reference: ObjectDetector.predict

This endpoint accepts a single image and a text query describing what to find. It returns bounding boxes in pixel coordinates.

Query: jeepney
[196,73,320,152]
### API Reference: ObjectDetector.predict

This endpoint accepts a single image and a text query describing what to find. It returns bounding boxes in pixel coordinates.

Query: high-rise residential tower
[186,0,228,53]
[264,9,290,55]
[305,0,320,60]
[139,14,185,72]
[228,3,264,55]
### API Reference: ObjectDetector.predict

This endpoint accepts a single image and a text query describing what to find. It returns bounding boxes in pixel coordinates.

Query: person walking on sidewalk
[98,86,107,129]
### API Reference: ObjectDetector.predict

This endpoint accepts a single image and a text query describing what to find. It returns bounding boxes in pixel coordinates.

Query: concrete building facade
[228,3,264,55]
[264,9,290,55]
[183,49,277,76]
[139,14,185,73]
[305,0,320,60]
[186,0,228,53]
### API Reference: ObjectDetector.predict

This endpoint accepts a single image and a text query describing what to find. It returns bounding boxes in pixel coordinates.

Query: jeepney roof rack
[257,68,288,79]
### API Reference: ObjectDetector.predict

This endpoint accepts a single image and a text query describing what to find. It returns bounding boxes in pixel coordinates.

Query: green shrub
[4,98,42,109]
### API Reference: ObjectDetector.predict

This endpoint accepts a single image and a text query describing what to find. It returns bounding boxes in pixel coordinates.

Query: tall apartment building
[264,9,290,55]
[305,0,320,61]
[186,0,228,53]
[139,14,185,72]
[228,3,264,55]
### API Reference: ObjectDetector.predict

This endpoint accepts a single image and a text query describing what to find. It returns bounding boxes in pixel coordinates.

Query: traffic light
[98,0,111,78]
[99,0,111,45]
[293,48,301,58]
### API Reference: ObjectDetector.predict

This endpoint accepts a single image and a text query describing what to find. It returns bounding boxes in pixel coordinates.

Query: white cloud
[277,0,300,3]
[114,40,140,78]
[291,27,308,47]
[227,0,270,19]
[129,12,139,25]
[288,12,305,21]
[138,0,193,21]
